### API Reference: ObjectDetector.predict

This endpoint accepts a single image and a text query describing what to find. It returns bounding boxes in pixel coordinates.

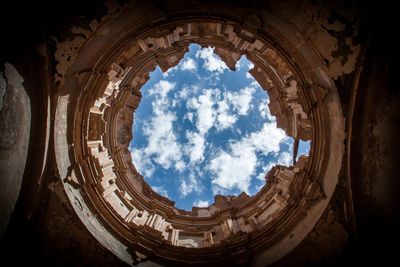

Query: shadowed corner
[0,0,398,266]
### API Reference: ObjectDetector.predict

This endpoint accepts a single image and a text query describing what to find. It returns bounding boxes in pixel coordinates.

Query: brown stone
[0,1,398,266]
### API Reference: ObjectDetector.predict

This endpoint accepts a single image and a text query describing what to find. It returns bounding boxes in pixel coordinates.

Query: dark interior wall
[0,1,130,266]
[1,0,399,266]
[350,22,400,265]
[274,2,400,265]
[0,0,49,244]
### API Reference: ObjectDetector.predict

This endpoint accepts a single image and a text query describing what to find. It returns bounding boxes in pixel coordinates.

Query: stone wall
[0,0,398,266]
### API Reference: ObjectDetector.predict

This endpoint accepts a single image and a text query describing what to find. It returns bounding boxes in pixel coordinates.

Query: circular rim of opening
[53,4,344,265]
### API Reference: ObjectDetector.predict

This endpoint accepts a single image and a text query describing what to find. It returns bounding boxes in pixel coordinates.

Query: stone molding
[53,2,344,265]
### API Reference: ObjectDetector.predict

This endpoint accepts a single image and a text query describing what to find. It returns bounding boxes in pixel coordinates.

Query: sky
[128,44,310,211]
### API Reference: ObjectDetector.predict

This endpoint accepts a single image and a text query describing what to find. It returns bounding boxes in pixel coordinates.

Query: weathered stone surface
[48,2,344,265]
[0,63,30,238]
[1,0,397,266]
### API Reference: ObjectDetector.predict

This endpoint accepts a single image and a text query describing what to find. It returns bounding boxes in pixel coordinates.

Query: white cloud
[256,168,268,181]
[209,144,257,194]
[175,160,186,173]
[183,87,255,169]
[193,200,209,207]
[215,98,237,131]
[185,131,206,164]
[235,60,242,71]
[216,112,237,130]
[130,45,295,207]
[184,89,219,167]
[187,89,217,135]
[131,148,155,177]
[142,111,182,169]
[187,87,257,134]
[225,86,255,115]
[183,85,260,175]
[208,122,289,194]
[152,186,169,198]
[177,86,189,99]
[131,80,184,175]
[181,57,197,71]
[180,173,202,197]
[196,47,227,74]
[278,151,292,165]
[256,151,292,181]
[258,97,275,122]
[197,93,216,134]
[184,112,194,122]
[162,65,178,77]
[148,80,175,99]
[248,62,254,69]
[235,56,254,71]
[248,122,288,157]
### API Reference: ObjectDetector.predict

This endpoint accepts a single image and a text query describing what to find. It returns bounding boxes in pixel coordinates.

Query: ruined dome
[52,1,344,265]
[1,0,399,266]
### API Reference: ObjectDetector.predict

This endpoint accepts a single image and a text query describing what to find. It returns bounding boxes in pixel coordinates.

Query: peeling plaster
[329,43,360,80]
[53,36,86,86]
[273,0,361,79]
[53,0,124,87]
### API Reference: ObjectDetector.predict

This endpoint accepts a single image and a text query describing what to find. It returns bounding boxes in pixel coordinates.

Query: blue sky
[129,44,310,211]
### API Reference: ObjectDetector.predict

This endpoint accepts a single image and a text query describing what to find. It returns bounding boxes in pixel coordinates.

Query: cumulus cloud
[175,160,186,173]
[185,131,206,164]
[235,60,242,71]
[177,86,189,99]
[187,89,217,134]
[256,151,292,181]
[162,65,178,77]
[236,56,255,71]
[183,85,260,170]
[248,62,254,69]
[186,86,256,134]
[193,200,209,207]
[216,111,237,130]
[208,122,289,194]
[130,46,290,207]
[196,47,227,74]
[152,186,169,198]
[225,86,255,115]
[181,57,197,71]
[148,80,175,98]
[258,97,275,122]
[184,91,216,167]
[142,111,181,169]
[248,123,288,156]
[215,98,237,130]
[131,149,155,177]
[184,112,194,122]
[180,173,202,197]
[209,145,257,194]
[278,151,292,165]
[131,80,185,176]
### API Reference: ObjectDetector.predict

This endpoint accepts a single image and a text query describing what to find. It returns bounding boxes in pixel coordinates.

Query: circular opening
[54,7,345,264]
[129,44,310,210]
